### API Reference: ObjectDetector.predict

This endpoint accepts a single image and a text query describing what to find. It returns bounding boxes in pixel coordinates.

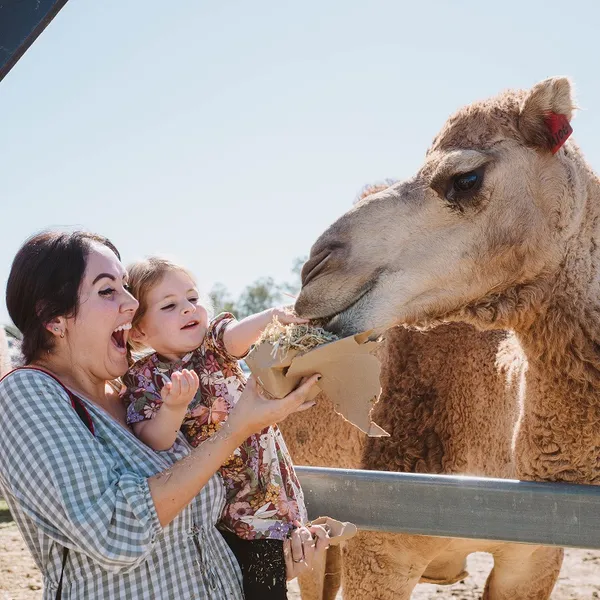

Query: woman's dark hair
[6,230,121,364]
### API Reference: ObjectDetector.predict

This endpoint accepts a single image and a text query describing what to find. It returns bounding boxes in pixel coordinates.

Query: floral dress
[123,313,307,541]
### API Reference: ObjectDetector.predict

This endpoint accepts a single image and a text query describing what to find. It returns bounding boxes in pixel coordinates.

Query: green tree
[280,255,307,297]
[209,283,237,317]
[236,277,282,319]
[207,256,308,320]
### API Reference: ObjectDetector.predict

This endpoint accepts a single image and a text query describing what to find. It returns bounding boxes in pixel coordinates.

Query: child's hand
[269,306,309,327]
[160,369,199,411]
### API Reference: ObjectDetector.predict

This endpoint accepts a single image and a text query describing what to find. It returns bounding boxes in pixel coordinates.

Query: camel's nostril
[302,241,348,287]
[301,243,345,287]
[301,249,327,286]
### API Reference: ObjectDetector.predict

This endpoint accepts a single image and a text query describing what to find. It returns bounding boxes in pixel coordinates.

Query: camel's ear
[518,77,576,154]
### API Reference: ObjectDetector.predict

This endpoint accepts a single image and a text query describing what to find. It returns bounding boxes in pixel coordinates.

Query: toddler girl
[121,257,317,599]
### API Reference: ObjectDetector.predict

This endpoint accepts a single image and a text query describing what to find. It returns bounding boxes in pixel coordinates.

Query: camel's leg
[484,544,563,600]
[322,545,342,600]
[297,545,342,600]
[300,545,342,600]
[420,546,469,585]
[296,550,326,600]
[342,531,451,600]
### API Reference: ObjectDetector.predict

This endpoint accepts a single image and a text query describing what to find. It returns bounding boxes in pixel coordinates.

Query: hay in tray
[257,317,339,357]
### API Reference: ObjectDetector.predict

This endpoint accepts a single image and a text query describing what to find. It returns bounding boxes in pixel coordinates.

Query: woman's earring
[60,331,65,339]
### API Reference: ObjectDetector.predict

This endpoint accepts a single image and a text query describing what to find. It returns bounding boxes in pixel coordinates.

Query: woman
[0,230,326,599]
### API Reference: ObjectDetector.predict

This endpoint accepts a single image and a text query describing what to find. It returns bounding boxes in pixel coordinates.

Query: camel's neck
[518,162,600,374]
[513,160,600,483]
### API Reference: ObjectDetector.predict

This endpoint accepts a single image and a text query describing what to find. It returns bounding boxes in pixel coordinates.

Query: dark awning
[0,0,70,82]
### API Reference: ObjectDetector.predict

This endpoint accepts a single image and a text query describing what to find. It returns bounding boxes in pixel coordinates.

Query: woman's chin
[106,349,129,378]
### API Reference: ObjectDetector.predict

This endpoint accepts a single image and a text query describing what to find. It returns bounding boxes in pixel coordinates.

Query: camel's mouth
[305,279,379,336]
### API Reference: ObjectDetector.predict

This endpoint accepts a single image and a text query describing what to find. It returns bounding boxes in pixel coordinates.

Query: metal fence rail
[296,466,600,550]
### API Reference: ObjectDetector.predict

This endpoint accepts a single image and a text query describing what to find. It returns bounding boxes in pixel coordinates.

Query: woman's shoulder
[0,367,69,401]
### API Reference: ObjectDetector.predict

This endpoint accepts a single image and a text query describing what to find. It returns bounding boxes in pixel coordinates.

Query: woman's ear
[44,316,67,338]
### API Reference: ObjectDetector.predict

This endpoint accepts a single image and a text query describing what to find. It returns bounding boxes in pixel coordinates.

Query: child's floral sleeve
[206,312,246,361]
[122,364,163,425]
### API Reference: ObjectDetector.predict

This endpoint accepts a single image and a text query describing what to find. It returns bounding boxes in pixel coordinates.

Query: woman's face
[63,243,139,380]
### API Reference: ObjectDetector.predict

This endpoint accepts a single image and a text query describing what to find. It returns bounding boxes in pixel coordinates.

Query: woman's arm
[148,375,319,527]
[0,371,162,573]
[0,370,318,573]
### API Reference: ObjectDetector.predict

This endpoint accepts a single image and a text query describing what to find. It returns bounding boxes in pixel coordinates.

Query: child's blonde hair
[126,256,211,359]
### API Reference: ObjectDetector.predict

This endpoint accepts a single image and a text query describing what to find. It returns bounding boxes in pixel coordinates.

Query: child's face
[134,269,209,361]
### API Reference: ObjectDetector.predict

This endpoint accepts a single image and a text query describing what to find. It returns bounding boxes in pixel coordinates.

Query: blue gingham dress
[0,368,243,599]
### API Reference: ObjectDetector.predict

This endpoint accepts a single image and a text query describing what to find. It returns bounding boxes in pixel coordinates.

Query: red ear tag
[544,113,573,154]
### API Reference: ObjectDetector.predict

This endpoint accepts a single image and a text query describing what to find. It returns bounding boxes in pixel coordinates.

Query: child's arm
[222,307,309,358]
[133,370,199,451]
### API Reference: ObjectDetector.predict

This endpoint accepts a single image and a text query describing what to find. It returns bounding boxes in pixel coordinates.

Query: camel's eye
[454,171,479,191]
[446,167,485,203]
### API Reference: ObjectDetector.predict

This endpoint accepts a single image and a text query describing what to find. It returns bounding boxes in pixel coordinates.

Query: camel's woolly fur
[286,77,597,599]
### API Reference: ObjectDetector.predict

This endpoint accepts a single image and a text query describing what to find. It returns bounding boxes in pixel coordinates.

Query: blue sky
[1,0,600,324]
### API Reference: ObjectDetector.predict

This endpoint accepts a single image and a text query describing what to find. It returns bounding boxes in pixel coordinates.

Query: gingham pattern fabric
[0,369,243,599]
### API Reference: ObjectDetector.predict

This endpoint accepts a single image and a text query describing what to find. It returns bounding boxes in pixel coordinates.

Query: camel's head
[296,77,584,336]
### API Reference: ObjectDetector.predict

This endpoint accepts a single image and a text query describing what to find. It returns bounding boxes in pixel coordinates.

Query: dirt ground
[288,549,600,599]
[2,522,599,600]
[0,522,42,600]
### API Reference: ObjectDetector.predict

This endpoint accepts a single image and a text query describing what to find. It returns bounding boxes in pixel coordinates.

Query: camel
[293,76,594,599]
[280,221,543,599]
[280,186,529,600]
[281,322,531,600]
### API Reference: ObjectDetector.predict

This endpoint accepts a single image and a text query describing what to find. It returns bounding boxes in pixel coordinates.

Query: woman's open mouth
[111,323,131,353]
[181,320,199,331]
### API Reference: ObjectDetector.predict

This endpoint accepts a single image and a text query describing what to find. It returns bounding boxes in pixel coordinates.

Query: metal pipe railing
[296,466,600,550]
